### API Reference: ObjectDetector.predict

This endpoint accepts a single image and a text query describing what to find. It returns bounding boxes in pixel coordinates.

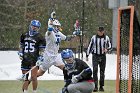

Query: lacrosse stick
[25,66,37,75]
[21,56,43,78]
[17,66,38,81]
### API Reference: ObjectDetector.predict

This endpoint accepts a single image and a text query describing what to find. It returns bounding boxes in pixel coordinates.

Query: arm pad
[48,27,53,32]
[78,68,92,79]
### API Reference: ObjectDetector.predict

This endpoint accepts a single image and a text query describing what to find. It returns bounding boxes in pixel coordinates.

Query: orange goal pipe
[116,8,121,93]
[128,6,134,93]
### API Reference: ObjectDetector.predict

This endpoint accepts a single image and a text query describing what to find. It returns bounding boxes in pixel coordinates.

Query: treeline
[1,0,138,50]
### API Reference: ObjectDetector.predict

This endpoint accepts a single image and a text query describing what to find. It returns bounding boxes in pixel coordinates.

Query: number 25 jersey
[20,32,46,62]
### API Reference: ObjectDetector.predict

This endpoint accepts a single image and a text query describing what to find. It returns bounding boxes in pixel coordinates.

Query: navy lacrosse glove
[18,51,23,60]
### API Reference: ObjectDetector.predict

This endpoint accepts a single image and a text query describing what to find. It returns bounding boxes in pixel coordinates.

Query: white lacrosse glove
[36,56,44,66]
[71,75,82,83]
[36,60,42,66]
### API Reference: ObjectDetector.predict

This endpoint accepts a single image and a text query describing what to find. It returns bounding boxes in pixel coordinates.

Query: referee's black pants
[92,54,106,88]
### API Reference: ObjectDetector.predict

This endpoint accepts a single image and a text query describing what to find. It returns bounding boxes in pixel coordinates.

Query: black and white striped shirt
[86,34,111,56]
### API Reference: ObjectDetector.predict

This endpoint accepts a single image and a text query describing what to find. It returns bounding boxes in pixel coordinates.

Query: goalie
[60,49,95,93]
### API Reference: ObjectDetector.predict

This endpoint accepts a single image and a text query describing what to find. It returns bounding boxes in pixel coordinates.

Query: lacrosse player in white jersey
[36,19,74,76]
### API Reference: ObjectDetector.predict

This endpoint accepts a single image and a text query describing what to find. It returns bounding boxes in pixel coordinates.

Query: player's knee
[92,82,95,90]
[37,71,44,77]
[67,85,75,92]
[37,72,41,77]
[37,69,45,77]
[31,76,37,81]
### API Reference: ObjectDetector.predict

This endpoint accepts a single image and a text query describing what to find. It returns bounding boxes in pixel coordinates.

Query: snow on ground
[0,51,117,80]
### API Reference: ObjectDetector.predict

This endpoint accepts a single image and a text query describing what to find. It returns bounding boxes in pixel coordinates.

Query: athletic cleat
[93,87,98,92]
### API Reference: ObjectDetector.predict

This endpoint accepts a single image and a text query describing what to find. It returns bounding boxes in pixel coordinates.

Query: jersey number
[24,42,35,53]
[55,35,61,45]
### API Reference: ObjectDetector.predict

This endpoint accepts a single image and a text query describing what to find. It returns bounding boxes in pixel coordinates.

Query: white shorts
[39,52,64,71]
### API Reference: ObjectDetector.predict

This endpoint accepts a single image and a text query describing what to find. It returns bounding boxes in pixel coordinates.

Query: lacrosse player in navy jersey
[60,49,95,93]
[18,20,46,93]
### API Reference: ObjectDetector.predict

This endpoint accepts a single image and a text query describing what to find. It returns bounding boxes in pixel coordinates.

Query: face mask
[65,63,74,70]
[29,31,38,36]
[63,58,75,70]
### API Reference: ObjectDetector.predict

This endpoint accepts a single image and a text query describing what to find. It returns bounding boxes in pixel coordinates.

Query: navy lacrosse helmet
[61,49,75,70]
[30,20,41,28]
[29,20,41,36]
[61,49,73,59]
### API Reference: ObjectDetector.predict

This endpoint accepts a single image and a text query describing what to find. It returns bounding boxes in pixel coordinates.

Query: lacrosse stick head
[51,11,56,19]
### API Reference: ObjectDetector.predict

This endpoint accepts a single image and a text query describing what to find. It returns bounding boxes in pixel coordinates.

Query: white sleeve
[45,31,56,42]
[106,35,112,50]
[57,32,67,40]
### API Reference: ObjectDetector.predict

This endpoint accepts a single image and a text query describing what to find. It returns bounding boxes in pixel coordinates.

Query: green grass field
[0,80,115,93]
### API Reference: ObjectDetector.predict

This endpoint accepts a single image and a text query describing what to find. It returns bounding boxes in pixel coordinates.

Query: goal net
[116,6,140,93]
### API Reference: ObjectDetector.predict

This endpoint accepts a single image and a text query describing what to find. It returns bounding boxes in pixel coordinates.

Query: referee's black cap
[98,26,104,32]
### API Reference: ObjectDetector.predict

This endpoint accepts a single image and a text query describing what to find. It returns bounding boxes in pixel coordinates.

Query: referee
[86,26,112,92]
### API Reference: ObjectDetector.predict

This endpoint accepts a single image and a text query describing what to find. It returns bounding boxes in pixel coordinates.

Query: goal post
[116,5,140,93]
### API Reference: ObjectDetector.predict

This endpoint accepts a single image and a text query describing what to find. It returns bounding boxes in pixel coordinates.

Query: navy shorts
[21,59,37,70]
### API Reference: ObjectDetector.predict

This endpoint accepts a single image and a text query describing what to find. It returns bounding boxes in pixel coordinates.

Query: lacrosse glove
[36,56,44,66]
[71,75,82,83]
[18,51,23,60]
